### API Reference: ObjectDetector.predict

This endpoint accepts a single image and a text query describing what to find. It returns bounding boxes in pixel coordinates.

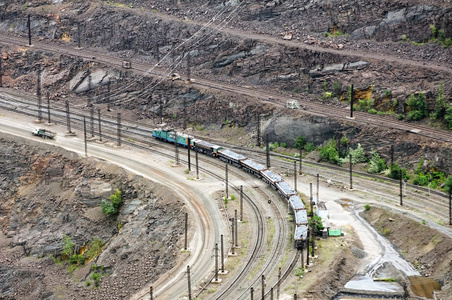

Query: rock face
[0,134,186,299]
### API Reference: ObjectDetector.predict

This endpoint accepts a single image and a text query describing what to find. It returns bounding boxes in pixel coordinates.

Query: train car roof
[218,149,246,160]
[276,181,296,195]
[294,225,308,240]
[261,169,283,183]
[289,195,305,210]
[241,159,266,171]
[193,139,222,149]
[295,210,308,224]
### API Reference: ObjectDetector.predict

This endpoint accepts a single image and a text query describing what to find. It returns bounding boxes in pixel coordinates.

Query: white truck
[32,128,56,139]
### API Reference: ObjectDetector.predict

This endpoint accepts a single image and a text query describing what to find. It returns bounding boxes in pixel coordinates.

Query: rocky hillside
[0,0,451,172]
[0,134,186,299]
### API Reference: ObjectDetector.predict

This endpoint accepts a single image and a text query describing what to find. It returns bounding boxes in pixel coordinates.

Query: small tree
[309,215,324,235]
[407,93,428,121]
[444,175,452,194]
[101,189,123,217]
[349,143,367,164]
[294,136,306,150]
[320,140,340,165]
[368,150,387,174]
[444,106,452,129]
[62,234,75,257]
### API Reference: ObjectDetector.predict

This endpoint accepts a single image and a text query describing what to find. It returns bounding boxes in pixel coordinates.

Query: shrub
[445,107,452,129]
[280,142,287,148]
[413,174,429,186]
[85,238,104,261]
[406,93,428,121]
[62,235,74,257]
[368,150,387,174]
[230,194,236,200]
[388,163,407,179]
[364,204,371,211]
[349,143,367,164]
[91,272,101,287]
[444,176,452,194]
[101,189,122,216]
[401,34,407,42]
[85,281,91,287]
[397,114,404,120]
[385,90,392,97]
[368,109,378,114]
[320,140,340,164]
[421,219,426,225]
[304,142,315,152]
[383,228,391,236]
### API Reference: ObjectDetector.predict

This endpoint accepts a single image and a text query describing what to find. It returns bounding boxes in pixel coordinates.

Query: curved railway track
[2,92,451,224]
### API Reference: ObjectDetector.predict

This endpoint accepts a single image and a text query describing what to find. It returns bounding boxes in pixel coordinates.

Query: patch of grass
[374,278,397,282]
[364,204,371,211]
[294,266,305,277]
[383,228,391,236]
[91,272,101,288]
[421,219,426,225]
[230,194,236,200]
[85,281,91,287]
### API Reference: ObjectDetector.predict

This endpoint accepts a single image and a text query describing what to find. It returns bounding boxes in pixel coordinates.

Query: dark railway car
[294,225,308,248]
[276,181,296,199]
[218,149,246,167]
[241,159,266,178]
[289,195,305,212]
[191,139,223,156]
[261,169,282,187]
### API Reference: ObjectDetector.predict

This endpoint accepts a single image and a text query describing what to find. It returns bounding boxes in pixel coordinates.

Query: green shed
[328,228,342,236]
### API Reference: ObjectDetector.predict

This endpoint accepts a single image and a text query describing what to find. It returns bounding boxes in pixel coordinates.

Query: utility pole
[187,265,192,300]
[390,144,394,172]
[400,169,403,206]
[310,183,313,214]
[316,174,320,201]
[0,44,3,88]
[175,132,180,165]
[117,113,121,146]
[221,234,225,273]
[214,243,219,282]
[350,84,354,118]
[46,91,51,123]
[37,66,42,122]
[294,160,297,192]
[266,134,270,168]
[231,217,235,255]
[195,150,199,179]
[83,117,87,157]
[235,209,238,247]
[251,287,254,300]
[299,148,302,175]
[27,15,32,46]
[225,164,229,198]
[98,109,102,141]
[65,100,72,133]
[184,212,188,250]
[306,227,310,266]
[87,74,92,107]
[277,267,281,298]
[256,114,261,147]
[149,286,153,300]
[449,190,451,226]
[261,275,265,300]
[90,107,94,137]
[187,137,191,171]
[349,154,353,189]
[240,185,243,221]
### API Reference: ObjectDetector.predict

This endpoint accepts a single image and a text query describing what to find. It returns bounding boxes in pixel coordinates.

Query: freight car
[152,128,309,248]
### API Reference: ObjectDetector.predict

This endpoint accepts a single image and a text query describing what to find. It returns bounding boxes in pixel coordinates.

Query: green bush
[413,174,429,186]
[368,150,387,174]
[85,238,105,261]
[309,215,324,235]
[406,93,428,121]
[398,114,404,120]
[388,163,407,180]
[364,204,371,211]
[368,109,378,114]
[230,194,236,200]
[349,143,367,164]
[444,176,452,194]
[320,140,340,164]
[91,272,101,287]
[101,189,122,216]
[444,106,452,129]
[62,234,74,257]
[304,142,315,153]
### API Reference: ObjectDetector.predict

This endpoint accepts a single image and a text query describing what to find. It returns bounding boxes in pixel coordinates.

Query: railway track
[2,90,451,222]
[2,34,452,145]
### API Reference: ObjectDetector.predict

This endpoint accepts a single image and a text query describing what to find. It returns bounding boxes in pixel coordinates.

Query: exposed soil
[361,206,452,299]
[0,134,186,299]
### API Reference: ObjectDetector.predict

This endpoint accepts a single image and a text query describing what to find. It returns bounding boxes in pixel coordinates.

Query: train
[152,127,308,248]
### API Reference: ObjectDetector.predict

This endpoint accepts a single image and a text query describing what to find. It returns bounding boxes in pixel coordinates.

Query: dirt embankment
[0,134,186,299]
[361,206,452,299]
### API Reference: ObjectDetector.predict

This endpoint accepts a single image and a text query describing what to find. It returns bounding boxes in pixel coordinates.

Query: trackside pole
[98,109,102,141]
[83,117,87,157]
[184,212,188,250]
[187,265,192,300]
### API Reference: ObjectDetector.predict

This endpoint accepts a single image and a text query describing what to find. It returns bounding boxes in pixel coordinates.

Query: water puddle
[408,276,441,299]
[344,276,403,293]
